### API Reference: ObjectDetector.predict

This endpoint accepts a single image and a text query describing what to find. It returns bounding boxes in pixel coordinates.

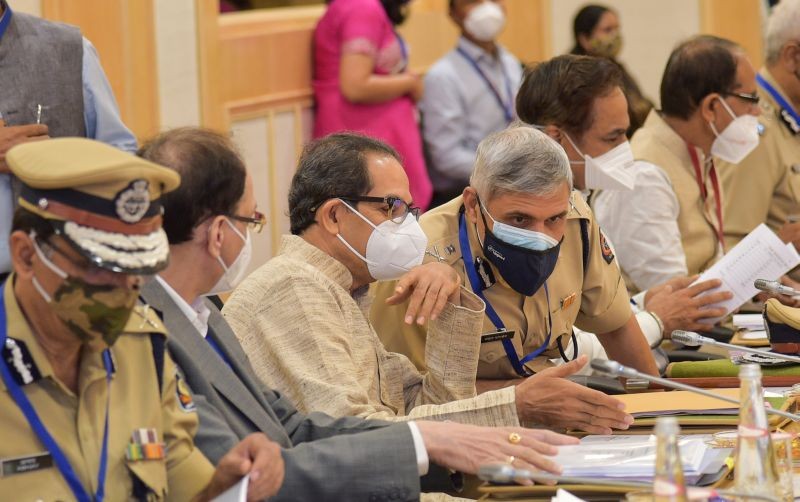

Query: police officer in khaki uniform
[371,127,657,390]
[719,0,800,252]
[0,138,282,500]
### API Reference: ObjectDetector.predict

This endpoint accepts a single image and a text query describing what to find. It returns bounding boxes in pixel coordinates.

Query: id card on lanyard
[458,210,552,377]
[456,46,514,123]
[687,143,725,252]
[0,283,113,502]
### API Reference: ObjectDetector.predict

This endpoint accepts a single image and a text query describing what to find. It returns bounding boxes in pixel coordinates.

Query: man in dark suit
[137,128,576,501]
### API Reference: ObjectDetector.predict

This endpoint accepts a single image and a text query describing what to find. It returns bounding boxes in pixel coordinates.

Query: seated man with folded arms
[371,126,657,397]
[139,128,575,501]
[223,131,636,435]
[509,54,733,352]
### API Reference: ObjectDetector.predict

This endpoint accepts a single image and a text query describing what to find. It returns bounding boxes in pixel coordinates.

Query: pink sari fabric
[313,0,432,209]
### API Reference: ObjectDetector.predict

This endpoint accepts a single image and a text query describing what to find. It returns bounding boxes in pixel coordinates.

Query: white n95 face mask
[564,134,636,191]
[464,1,506,42]
[206,218,253,296]
[336,200,428,281]
[709,98,760,164]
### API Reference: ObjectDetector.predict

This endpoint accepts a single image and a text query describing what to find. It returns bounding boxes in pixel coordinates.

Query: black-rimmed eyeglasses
[724,91,760,105]
[227,211,267,233]
[339,196,420,223]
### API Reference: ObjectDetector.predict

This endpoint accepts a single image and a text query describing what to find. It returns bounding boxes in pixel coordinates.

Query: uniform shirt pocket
[126,458,167,501]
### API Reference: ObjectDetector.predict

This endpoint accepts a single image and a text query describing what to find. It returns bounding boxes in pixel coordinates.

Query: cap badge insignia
[115,180,150,223]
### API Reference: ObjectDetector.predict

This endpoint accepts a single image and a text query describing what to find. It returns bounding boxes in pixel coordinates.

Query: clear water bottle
[653,416,688,502]
[734,364,781,498]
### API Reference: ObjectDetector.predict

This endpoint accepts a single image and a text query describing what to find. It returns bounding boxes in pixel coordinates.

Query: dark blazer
[141,279,441,501]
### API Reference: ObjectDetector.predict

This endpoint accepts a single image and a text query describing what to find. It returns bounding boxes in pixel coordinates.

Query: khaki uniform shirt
[630,109,723,277]
[719,69,800,249]
[222,235,519,427]
[370,193,632,379]
[0,278,214,501]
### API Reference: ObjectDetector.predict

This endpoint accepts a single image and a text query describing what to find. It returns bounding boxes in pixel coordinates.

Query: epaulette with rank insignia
[2,337,42,386]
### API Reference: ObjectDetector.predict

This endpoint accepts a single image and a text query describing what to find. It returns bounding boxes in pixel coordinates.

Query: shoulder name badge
[481,329,514,344]
[0,452,53,477]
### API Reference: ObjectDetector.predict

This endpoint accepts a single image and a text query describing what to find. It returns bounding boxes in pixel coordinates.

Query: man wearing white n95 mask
[422,0,523,208]
[594,35,761,291]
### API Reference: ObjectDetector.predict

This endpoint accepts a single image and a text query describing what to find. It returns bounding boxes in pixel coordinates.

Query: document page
[693,224,800,323]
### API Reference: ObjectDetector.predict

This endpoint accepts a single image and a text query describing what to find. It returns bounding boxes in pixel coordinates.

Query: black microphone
[477,463,779,501]
[754,278,800,297]
[590,359,800,422]
[671,330,800,365]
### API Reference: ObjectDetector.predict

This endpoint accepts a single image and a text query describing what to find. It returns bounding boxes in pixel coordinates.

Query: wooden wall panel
[41,0,160,141]
[700,0,764,68]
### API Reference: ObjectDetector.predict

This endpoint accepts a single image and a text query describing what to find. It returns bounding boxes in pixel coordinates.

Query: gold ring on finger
[506,455,515,465]
[508,432,522,444]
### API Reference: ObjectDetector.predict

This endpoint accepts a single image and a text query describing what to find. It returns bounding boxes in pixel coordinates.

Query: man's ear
[9,231,35,280]
[699,93,721,125]
[542,124,562,143]
[462,187,480,225]
[316,199,344,236]
[205,216,227,259]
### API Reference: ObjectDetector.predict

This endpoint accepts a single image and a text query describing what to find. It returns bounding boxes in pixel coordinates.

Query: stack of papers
[732,314,767,340]
[553,435,731,485]
[617,389,740,418]
[692,224,800,324]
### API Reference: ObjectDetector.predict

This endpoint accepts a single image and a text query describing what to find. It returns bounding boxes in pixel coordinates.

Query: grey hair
[766,0,800,65]
[470,125,573,201]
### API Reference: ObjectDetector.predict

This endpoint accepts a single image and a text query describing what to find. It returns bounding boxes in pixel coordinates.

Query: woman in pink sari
[313,0,433,210]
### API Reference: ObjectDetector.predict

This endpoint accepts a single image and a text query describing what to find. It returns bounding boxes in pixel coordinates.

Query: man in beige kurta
[223,133,520,427]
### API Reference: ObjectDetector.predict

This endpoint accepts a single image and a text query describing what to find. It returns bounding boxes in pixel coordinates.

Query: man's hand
[385,262,462,325]
[514,355,633,435]
[198,433,284,502]
[0,122,49,173]
[645,276,732,334]
[755,275,800,308]
[415,420,578,481]
[778,220,800,251]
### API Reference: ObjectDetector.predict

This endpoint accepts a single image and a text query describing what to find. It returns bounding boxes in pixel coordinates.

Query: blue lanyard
[456,46,514,123]
[0,285,112,502]
[757,73,800,126]
[0,3,12,42]
[458,212,552,377]
[205,335,231,369]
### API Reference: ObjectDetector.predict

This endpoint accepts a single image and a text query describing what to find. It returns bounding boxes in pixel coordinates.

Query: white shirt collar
[154,275,211,338]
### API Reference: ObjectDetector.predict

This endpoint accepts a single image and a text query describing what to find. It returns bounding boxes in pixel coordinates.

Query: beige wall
[551,0,701,107]
[26,0,765,271]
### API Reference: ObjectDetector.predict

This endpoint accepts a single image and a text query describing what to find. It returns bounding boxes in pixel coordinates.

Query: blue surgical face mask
[479,203,559,251]
[476,199,562,296]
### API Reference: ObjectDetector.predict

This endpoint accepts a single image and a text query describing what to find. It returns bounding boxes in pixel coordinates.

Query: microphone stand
[591,359,800,422]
